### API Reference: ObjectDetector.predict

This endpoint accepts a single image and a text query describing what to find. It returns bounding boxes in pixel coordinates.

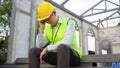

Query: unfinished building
[5,0,120,67]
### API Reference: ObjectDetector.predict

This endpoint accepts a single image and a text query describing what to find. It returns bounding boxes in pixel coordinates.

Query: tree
[0,0,12,64]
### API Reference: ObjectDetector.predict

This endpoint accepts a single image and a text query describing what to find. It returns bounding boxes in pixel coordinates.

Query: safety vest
[44,17,82,59]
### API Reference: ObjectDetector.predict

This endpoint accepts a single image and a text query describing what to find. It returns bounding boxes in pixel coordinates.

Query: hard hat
[37,1,55,21]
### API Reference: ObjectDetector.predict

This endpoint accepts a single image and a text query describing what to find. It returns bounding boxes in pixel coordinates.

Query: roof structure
[45,0,120,28]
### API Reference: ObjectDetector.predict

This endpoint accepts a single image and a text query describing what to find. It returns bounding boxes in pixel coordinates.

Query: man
[29,1,82,68]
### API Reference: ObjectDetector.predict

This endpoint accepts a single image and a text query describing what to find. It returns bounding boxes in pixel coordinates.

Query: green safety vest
[44,17,82,59]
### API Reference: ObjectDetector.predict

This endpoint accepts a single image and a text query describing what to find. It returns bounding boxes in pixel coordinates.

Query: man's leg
[69,48,81,66]
[29,48,42,68]
[57,44,81,68]
[43,52,57,65]
[57,44,70,68]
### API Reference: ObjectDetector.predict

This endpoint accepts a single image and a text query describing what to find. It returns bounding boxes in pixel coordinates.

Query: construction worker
[29,1,82,68]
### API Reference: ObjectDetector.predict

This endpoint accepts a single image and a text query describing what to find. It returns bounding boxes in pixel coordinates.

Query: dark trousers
[29,44,81,68]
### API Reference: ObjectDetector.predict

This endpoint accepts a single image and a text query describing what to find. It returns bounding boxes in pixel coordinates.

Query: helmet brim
[37,14,51,21]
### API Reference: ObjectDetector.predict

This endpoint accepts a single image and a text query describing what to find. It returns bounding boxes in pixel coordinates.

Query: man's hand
[40,47,48,63]
[39,21,45,33]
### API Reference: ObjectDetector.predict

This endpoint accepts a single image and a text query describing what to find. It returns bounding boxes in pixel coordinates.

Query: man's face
[42,12,56,24]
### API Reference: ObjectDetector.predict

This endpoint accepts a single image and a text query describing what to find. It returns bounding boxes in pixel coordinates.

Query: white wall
[98,25,120,54]
[15,12,30,59]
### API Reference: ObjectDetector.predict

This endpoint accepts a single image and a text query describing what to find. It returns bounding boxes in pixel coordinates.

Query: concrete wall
[98,25,120,54]
[7,0,39,63]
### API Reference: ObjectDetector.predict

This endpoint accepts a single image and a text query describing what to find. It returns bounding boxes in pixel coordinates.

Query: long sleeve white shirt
[36,17,75,51]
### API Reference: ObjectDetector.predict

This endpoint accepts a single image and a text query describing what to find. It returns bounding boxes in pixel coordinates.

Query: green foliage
[0,0,12,25]
[0,0,12,65]
[0,38,7,65]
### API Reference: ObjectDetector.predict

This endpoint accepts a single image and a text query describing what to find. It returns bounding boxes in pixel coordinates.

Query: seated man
[29,1,82,68]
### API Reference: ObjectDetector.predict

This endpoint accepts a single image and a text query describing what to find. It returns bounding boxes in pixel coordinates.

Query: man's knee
[57,44,69,50]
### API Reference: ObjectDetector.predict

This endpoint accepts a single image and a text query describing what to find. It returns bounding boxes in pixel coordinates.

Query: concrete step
[0,63,55,68]
[0,64,110,68]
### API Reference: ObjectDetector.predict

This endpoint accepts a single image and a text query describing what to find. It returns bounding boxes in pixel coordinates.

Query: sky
[52,0,119,15]
[64,0,102,15]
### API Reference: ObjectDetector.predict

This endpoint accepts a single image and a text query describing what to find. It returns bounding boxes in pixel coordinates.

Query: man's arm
[36,33,49,48]
[36,21,49,48]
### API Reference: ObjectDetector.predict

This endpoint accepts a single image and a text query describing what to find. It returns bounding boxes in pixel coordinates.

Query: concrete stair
[0,64,110,68]
[0,58,110,68]
[0,63,56,68]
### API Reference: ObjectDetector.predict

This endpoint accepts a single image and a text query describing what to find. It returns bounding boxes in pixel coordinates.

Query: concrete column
[7,0,40,63]
[81,21,88,55]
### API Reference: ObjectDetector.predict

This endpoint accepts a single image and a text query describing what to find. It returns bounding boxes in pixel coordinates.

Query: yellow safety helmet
[37,1,55,21]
